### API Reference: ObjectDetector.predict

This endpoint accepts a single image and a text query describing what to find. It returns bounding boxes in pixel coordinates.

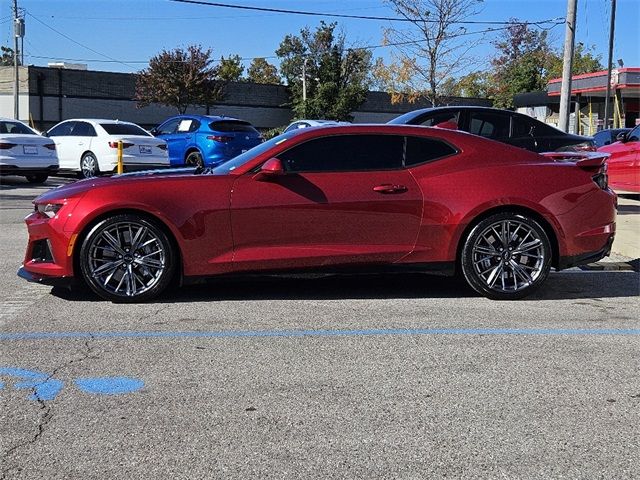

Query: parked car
[283,120,350,133]
[19,124,615,303]
[150,115,263,168]
[0,118,58,183]
[388,106,595,153]
[598,124,640,193]
[593,128,632,148]
[46,119,169,178]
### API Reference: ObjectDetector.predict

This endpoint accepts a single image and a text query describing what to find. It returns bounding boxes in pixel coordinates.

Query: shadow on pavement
[50,270,640,303]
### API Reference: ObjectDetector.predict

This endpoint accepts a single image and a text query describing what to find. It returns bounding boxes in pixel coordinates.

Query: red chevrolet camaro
[598,124,640,193]
[19,125,616,302]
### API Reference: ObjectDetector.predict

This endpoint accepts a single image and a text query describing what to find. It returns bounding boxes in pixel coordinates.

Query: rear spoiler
[540,151,609,170]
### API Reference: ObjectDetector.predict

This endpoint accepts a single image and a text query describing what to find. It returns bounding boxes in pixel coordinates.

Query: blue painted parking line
[1,327,640,342]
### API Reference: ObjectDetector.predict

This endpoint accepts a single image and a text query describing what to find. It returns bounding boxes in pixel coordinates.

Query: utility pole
[301,57,307,117]
[558,0,577,133]
[13,0,19,119]
[603,0,617,130]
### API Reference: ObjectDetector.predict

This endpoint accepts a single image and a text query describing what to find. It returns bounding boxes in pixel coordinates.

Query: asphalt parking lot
[1,176,639,479]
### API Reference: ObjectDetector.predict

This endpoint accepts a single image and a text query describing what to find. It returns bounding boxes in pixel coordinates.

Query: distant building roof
[547,67,640,97]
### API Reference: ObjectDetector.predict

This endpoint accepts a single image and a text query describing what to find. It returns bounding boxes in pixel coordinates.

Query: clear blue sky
[1,0,639,77]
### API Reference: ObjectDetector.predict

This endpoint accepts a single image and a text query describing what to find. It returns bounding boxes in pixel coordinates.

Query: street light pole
[558,0,577,133]
[603,0,617,130]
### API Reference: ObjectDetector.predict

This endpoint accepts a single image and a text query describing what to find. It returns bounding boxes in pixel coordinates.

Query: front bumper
[17,266,74,288]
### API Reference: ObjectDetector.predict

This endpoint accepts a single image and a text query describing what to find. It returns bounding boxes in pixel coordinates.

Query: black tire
[185,151,204,169]
[25,173,48,184]
[79,214,176,302]
[80,152,100,179]
[461,212,552,300]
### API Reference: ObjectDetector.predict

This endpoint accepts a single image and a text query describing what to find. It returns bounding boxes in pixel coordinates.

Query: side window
[468,112,510,139]
[177,118,199,133]
[415,111,460,127]
[404,137,458,166]
[157,119,180,135]
[73,122,97,137]
[48,121,76,137]
[279,135,404,173]
[511,116,537,138]
[628,126,640,142]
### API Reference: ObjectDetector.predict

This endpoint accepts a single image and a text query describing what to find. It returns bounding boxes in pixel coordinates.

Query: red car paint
[598,125,640,193]
[20,125,616,290]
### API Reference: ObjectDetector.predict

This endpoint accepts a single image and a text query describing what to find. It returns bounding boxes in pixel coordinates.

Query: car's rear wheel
[25,173,48,184]
[185,151,204,169]
[80,152,100,178]
[79,214,175,302]
[461,212,551,300]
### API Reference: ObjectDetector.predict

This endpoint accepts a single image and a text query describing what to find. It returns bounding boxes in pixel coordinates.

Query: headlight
[36,203,63,218]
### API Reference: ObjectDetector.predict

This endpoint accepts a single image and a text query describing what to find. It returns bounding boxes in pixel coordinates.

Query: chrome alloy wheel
[471,219,546,294]
[86,221,166,298]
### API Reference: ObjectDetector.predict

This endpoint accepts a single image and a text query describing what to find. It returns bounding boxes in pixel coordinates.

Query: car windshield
[100,123,151,136]
[208,131,297,175]
[0,120,36,135]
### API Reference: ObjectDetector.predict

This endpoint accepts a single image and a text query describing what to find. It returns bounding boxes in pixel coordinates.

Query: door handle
[373,184,408,194]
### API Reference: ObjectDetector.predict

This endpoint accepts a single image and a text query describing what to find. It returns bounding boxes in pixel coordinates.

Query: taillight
[573,141,597,152]
[207,135,233,143]
[108,141,134,148]
[0,142,16,149]
[43,143,56,150]
[592,173,608,189]
[157,144,167,151]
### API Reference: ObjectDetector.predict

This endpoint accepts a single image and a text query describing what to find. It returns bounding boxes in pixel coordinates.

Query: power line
[169,0,563,27]
[24,11,137,71]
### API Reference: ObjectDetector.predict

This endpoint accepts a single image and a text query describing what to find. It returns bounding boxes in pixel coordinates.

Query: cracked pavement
[1,178,639,479]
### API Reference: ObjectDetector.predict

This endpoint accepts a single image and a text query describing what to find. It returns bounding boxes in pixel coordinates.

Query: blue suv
[150,115,263,167]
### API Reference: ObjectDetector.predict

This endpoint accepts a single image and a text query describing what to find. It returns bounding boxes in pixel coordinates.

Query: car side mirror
[615,131,627,142]
[259,157,285,177]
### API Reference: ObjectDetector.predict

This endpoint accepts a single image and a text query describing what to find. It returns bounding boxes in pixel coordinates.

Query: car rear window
[0,121,36,135]
[101,123,151,136]
[209,120,257,133]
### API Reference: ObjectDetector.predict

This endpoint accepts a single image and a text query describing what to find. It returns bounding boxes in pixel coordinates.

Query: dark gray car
[388,106,595,153]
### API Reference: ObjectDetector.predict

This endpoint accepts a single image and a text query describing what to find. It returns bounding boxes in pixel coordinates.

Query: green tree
[440,72,492,99]
[247,58,281,84]
[372,0,484,106]
[276,22,372,121]
[545,42,604,82]
[218,54,244,82]
[1,46,18,66]
[489,21,553,107]
[135,45,223,114]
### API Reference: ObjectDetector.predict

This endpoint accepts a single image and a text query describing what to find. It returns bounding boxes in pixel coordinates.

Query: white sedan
[46,119,169,178]
[0,118,58,184]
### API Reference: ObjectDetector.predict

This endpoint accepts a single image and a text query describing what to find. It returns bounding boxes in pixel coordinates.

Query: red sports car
[598,124,640,193]
[19,125,616,302]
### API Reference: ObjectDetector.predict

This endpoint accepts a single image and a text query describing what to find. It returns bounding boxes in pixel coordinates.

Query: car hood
[35,168,199,203]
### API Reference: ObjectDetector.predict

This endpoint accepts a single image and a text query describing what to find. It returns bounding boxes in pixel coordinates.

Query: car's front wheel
[79,214,176,302]
[461,212,552,300]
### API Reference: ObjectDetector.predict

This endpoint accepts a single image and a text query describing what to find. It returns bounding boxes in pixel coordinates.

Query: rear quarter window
[404,137,458,166]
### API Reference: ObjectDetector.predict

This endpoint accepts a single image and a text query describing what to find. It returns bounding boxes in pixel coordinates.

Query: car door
[229,134,423,272]
[154,118,182,165]
[47,121,77,170]
[72,121,98,164]
[607,125,640,190]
